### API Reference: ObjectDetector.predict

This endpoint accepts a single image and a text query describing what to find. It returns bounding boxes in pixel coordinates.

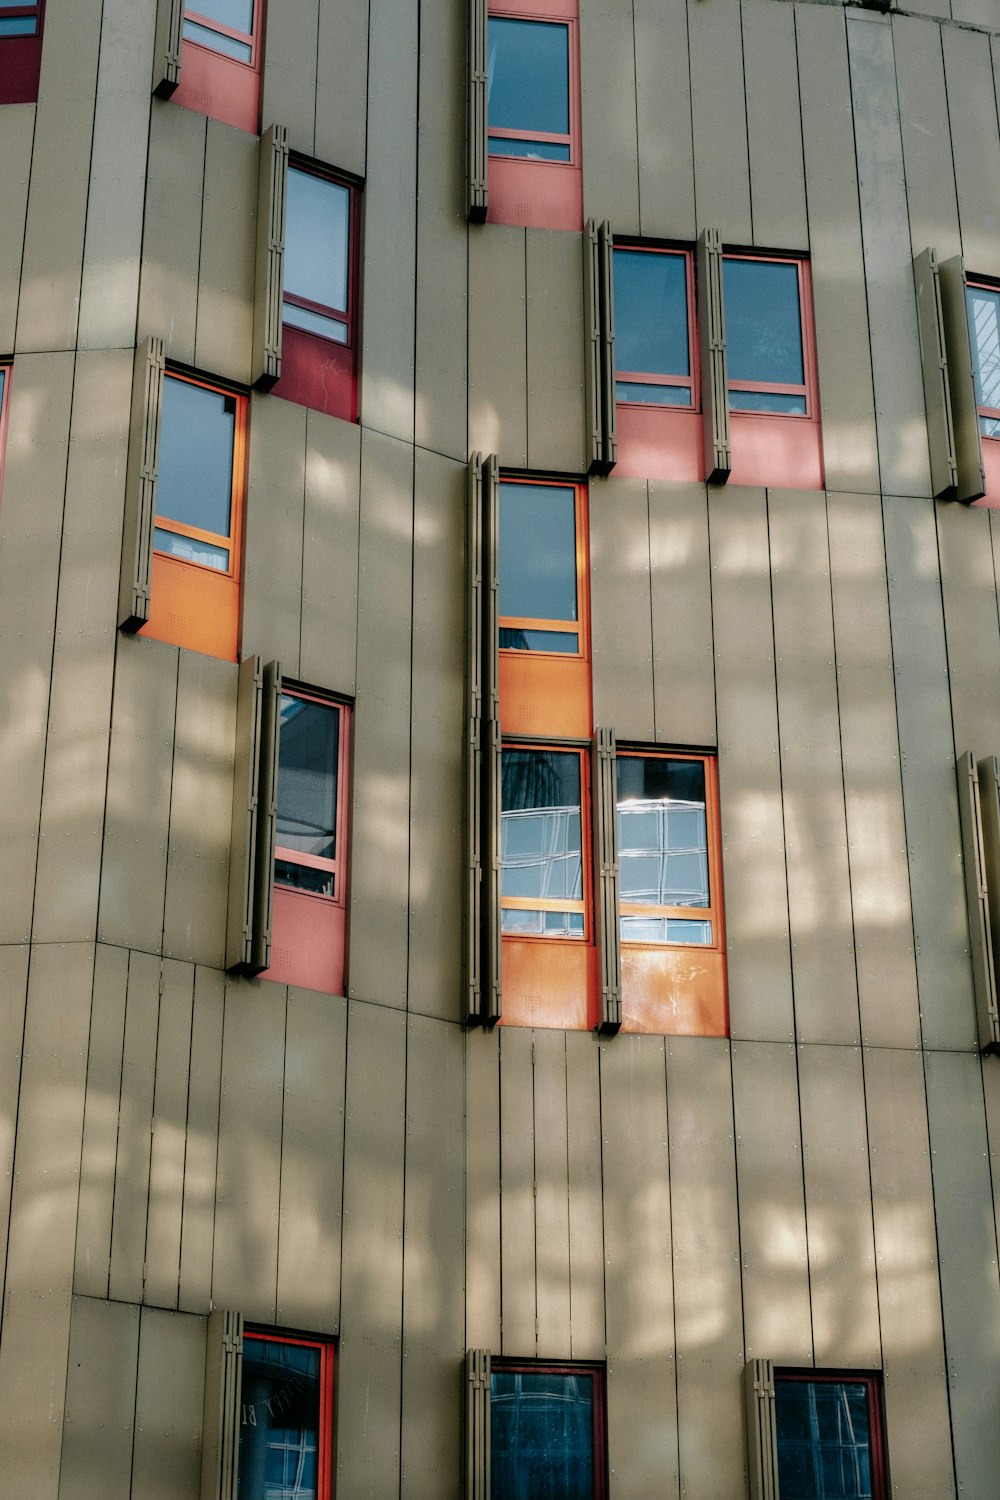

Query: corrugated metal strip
[251,660,282,974]
[584,220,605,473]
[465,1348,491,1500]
[592,726,621,1033]
[959,752,1000,1052]
[200,1309,244,1500]
[913,248,958,500]
[466,454,485,1024]
[226,656,265,973]
[598,220,618,472]
[938,256,986,504]
[119,336,164,633]
[252,125,290,390]
[152,0,184,96]
[744,1358,779,1500]
[482,456,502,1022]
[468,0,488,220]
[697,227,731,484]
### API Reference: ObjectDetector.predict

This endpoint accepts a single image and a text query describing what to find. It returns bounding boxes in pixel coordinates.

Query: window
[613,247,696,409]
[501,744,588,940]
[775,1372,888,1500]
[967,280,1000,440]
[490,1362,607,1500]
[723,254,810,415]
[0,0,43,104]
[182,0,256,63]
[239,1330,335,1500]
[273,164,360,422]
[170,0,262,133]
[142,370,246,662]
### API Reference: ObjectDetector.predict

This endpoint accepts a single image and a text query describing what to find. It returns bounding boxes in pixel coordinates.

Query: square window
[775,1372,888,1500]
[490,1362,607,1500]
[239,1331,334,1500]
[0,0,43,103]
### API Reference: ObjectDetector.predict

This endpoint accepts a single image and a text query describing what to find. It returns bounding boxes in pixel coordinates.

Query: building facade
[1,0,1000,1494]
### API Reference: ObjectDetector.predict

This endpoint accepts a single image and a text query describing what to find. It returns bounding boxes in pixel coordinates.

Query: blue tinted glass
[0,15,36,32]
[153,528,228,571]
[616,381,691,407]
[728,390,806,414]
[487,18,570,137]
[0,370,5,413]
[491,1370,595,1500]
[239,1338,322,1500]
[968,284,1000,412]
[723,258,804,386]
[157,377,235,539]
[614,250,689,379]
[499,483,578,628]
[499,627,578,654]
[285,169,350,316]
[776,1380,873,1500]
[488,136,571,161]
[186,0,253,32]
[182,18,252,59]
[277,695,339,862]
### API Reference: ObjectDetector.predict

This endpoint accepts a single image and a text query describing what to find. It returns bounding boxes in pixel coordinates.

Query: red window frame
[0,0,44,105]
[774,1369,888,1500]
[486,9,578,164]
[964,277,1000,508]
[613,244,699,410]
[500,740,592,944]
[183,0,259,63]
[241,1329,335,1500]
[172,0,262,134]
[722,252,817,417]
[274,162,361,424]
[489,1360,608,1500]
[274,689,351,909]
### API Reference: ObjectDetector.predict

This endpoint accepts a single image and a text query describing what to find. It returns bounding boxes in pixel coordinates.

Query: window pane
[277,696,339,863]
[616,757,710,920]
[968,284,1000,414]
[491,1370,595,1500]
[182,18,252,59]
[723,258,804,386]
[776,1379,874,1500]
[0,370,5,412]
[499,483,578,630]
[614,250,690,379]
[621,916,713,945]
[0,15,36,32]
[488,137,571,161]
[283,300,349,343]
[499,627,578,654]
[186,0,253,33]
[729,389,806,414]
[153,528,229,572]
[502,749,583,935]
[239,1338,321,1500]
[285,170,350,317]
[157,378,236,540]
[615,380,692,407]
[487,18,570,138]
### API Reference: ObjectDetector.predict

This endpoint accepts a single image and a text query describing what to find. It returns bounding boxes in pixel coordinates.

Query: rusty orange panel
[499,653,592,739]
[620,946,727,1036]
[500,939,598,1030]
[142,553,239,663]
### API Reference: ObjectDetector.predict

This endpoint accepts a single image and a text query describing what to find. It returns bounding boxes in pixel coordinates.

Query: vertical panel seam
[662,1038,681,1487]
[8,102,38,352]
[158,650,181,959]
[272,986,289,1322]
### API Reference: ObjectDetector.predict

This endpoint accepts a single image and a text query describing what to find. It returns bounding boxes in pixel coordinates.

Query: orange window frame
[499,477,589,659]
[153,371,246,587]
[183,0,261,64]
[500,741,592,942]
[614,245,699,410]
[241,1329,335,1500]
[723,253,817,418]
[274,690,351,911]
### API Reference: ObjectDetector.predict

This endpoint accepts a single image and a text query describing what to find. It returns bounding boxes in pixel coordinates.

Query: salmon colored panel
[141,552,239,662]
[500,938,597,1030]
[487,157,583,233]
[263,886,346,997]
[620,945,728,1036]
[728,412,824,490]
[499,653,592,739]
[972,437,1000,509]
[614,405,702,482]
[273,326,357,423]
[173,40,260,134]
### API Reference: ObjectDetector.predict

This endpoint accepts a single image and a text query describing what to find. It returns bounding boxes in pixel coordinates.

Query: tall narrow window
[501,745,587,941]
[0,0,43,104]
[723,255,809,415]
[171,0,262,133]
[613,247,696,408]
[490,1363,607,1500]
[967,281,1000,440]
[239,1331,335,1500]
[775,1372,888,1500]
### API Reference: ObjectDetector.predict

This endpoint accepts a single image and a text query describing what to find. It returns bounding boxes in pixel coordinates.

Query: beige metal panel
[211,977,286,1322]
[77,0,154,349]
[179,964,225,1314]
[600,1033,678,1494]
[499,1026,537,1355]
[796,3,879,496]
[742,0,807,251]
[770,488,859,1046]
[944,26,1000,279]
[688,0,751,243]
[533,1030,571,1359]
[137,103,206,365]
[108,949,161,1304]
[913,248,959,500]
[848,12,932,500]
[251,124,288,391]
[466,1027,502,1350]
[667,1037,744,1495]
[893,14,961,262]
[468,225,528,466]
[260,0,317,154]
[338,998,406,1498]
[731,1040,811,1365]
[0,943,94,1498]
[708,485,794,1043]
[633,0,695,241]
[74,944,128,1300]
[564,1031,605,1360]
[984,1062,1000,1341]
[14,0,102,352]
[163,652,236,967]
[409,449,465,1021]
[59,1295,140,1500]
[649,480,716,747]
[0,352,74,944]
[937,502,1000,763]
[143,958,196,1310]
[300,410,361,695]
[798,1043,880,1367]
[0,945,29,1307]
[526,229,587,474]
[826,492,919,1049]
[0,104,33,354]
[348,429,414,1009]
[97,638,178,954]
[240,394,306,673]
[882,493,977,1051]
[589,475,654,741]
[358,0,418,445]
[864,1047,954,1499]
[578,0,639,225]
[131,1306,205,1499]
[195,121,258,385]
[276,989,347,1335]
[400,1014,466,1500]
[315,0,369,178]
[33,348,132,943]
[924,1049,1000,1496]
[415,0,468,460]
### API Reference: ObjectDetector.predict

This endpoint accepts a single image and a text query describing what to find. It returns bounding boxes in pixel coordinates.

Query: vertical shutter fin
[977,754,1000,1053]
[252,661,282,974]
[958,751,1000,1051]
[598,221,618,472]
[468,0,488,220]
[697,227,731,484]
[200,1309,244,1500]
[152,0,183,96]
[253,125,290,390]
[465,1349,492,1500]
[584,220,605,473]
[913,248,959,499]
[744,1358,780,1500]
[466,454,485,1023]
[226,656,265,973]
[938,256,986,504]
[483,456,502,1023]
[119,336,165,633]
[592,726,622,1033]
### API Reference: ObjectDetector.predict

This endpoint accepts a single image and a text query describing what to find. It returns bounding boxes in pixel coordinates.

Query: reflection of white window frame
[617,798,710,907]
[501,803,584,937]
